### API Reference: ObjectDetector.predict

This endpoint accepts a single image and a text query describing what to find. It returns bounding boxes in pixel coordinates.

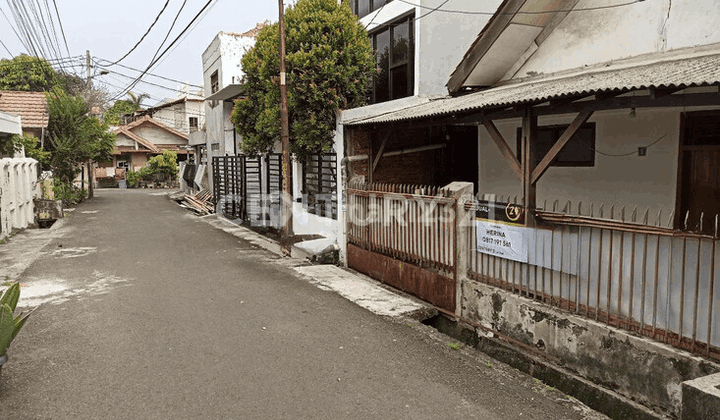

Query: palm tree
[126,92,150,110]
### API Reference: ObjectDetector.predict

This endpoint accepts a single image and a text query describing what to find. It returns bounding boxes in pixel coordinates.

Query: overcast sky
[0,0,286,107]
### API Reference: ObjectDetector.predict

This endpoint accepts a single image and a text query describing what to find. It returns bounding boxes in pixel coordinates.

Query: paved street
[0,189,606,419]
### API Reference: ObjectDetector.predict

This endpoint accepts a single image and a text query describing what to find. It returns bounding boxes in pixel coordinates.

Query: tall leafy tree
[104,99,139,125]
[231,0,374,159]
[0,54,64,92]
[45,89,115,186]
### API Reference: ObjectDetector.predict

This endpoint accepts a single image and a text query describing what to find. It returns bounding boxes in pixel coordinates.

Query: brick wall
[346,124,445,186]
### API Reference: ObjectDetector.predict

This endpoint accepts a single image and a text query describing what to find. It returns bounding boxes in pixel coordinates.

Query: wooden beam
[649,86,684,99]
[522,108,537,226]
[482,120,522,179]
[446,0,527,94]
[371,129,392,174]
[531,109,594,184]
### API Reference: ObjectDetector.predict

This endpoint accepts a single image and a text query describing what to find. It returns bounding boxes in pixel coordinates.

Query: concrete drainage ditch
[419,312,664,420]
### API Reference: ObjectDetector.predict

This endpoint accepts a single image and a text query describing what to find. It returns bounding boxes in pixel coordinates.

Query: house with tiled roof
[0,90,48,141]
[98,116,192,184]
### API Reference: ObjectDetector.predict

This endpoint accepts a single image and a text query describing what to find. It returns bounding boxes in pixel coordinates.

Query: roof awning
[345,45,720,126]
[205,84,245,102]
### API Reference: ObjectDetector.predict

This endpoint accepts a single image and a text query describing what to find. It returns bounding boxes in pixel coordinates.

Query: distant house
[0,90,49,157]
[130,94,205,136]
[98,116,192,184]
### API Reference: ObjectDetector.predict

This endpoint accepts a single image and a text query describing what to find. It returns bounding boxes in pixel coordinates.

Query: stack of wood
[175,190,215,215]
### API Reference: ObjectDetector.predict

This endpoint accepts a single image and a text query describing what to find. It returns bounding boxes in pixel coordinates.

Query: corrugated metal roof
[345,47,720,126]
[0,91,48,128]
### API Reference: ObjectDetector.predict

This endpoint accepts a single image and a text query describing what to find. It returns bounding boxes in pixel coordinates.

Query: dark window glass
[369,14,413,104]
[390,66,408,100]
[374,29,390,103]
[358,0,370,17]
[392,20,409,64]
[516,123,596,167]
[210,71,219,94]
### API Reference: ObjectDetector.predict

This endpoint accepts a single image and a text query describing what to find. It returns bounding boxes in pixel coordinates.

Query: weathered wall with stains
[511,0,720,80]
[477,103,720,222]
[460,279,720,417]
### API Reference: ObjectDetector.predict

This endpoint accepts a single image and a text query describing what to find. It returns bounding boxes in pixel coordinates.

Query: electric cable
[147,0,188,66]
[396,0,648,16]
[593,133,667,157]
[108,0,217,102]
[93,57,203,89]
[105,0,171,66]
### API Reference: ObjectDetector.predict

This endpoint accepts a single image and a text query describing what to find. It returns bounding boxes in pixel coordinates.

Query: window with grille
[302,154,338,219]
[189,117,198,130]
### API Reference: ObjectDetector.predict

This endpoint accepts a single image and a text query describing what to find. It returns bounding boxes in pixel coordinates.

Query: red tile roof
[0,91,48,128]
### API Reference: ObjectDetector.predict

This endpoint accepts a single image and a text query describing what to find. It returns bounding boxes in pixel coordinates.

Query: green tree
[0,133,51,164]
[231,0,374,159]
[145,150,178,181]
[126,92,149,109]
[0,55,64,92]
[104,99,139,125]
[45,89,115,202]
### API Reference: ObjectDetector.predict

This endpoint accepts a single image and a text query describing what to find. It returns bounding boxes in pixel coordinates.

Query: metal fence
[346,181,456,275]
[469,208,720,360]
[212,154,282,226]
[302,153,338,219]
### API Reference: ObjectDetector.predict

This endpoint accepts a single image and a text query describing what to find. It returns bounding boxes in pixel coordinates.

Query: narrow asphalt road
[0,189,606,419]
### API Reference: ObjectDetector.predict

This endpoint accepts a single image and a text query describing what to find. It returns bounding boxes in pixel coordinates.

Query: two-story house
[188,23,266,192]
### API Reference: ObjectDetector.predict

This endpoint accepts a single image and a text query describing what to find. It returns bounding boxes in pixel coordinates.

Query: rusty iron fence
[469,202,720,361]
[346,181,457,276]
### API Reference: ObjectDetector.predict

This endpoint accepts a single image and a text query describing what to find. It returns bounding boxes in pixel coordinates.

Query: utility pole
[279,0,293,254]
[85,50,94,199]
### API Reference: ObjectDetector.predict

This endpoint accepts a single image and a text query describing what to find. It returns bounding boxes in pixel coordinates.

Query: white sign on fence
[476,219,530,263]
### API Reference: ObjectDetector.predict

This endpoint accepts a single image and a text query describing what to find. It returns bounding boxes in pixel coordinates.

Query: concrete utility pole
[279,0,293,254]
[86,50,94,199]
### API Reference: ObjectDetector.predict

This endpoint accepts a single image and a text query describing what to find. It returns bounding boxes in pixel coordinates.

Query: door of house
[436,125,478,193]
[678,112,720,235]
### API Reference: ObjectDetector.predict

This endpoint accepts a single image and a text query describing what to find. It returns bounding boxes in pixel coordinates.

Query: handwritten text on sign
[476,220,530,263]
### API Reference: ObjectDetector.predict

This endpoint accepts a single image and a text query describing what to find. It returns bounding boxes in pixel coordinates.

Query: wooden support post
[522,108,537,227]
[483,120,522,179]
[531,109,594,184]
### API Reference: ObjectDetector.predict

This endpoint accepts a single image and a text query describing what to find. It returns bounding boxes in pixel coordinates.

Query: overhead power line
[93,57,203,89]
[50,0,69,56]
[148,0,189,65]
[396,0,648,16]
[108,0,217,102]
[106,0,171,66]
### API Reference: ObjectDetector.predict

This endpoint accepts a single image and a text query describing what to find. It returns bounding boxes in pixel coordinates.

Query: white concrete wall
[361,0,500,99]
[511,0,720,79]
[0,158,38,239]
[478,105,720,219]
[417,0,502,97]
[151,100,205,136]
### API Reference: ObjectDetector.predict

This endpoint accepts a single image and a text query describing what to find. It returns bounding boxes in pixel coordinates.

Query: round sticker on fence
[505,203,522,222]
